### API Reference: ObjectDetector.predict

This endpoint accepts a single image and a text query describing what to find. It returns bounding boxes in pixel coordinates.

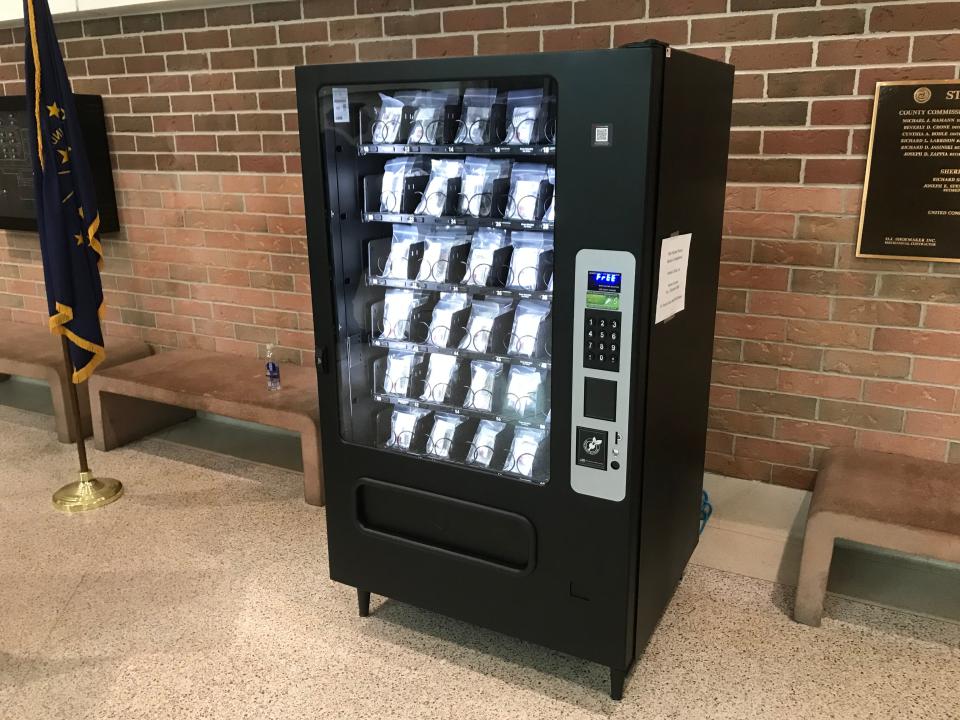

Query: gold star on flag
[47,101,61,118]
[57,147,70,164]
[78,207,84,219]
[74,233,84,246]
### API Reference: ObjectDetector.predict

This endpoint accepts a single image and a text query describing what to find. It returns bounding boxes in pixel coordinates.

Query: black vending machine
[296,42,733,699]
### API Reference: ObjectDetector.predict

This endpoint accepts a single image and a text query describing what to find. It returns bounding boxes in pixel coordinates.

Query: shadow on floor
[0,650,116,688]
[150,415,304,472]
[113,437,307,506]
[358,596,618,713]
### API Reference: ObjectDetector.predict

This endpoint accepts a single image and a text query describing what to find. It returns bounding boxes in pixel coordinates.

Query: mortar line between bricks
[42,26,960,44]
[712,373,960,399]
[713,369,960,393]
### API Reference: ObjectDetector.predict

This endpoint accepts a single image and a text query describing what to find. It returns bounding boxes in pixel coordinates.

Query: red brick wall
[0,0,958,485]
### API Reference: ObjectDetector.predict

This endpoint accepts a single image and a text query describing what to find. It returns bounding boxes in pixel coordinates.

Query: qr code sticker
[592,125,611,145]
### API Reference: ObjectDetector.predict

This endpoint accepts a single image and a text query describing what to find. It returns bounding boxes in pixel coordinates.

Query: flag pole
[51,335,122,512]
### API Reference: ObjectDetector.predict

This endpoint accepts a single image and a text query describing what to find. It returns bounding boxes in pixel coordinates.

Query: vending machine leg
[357,589,371,617]
[609,668,625,701]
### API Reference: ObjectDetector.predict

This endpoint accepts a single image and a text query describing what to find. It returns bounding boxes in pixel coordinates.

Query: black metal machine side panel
[0,94,118,233]
[633,49,734,658]
[297,48,663,671]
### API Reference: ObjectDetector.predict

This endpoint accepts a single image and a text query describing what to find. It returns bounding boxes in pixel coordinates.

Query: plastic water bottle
[265,344,281,391]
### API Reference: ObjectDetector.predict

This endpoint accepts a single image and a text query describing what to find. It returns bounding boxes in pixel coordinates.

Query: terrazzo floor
[1,402,958,720]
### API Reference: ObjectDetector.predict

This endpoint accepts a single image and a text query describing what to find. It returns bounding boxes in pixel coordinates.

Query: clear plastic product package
[508,299,550,357]
[408,89,457,144]
[505,365,545,417]
[427,293,469,348]
[464,228,510,286]
[380,157,428,213]
[426,412,467,459]
[372,93,404,144]
[468,419,507,468]
[381,288,425,340]
[460,298,512,353]
[420,353,459,403]
[503,89,544,145]
[386,405,430,451]
[544,166,555,222]
[506,426,546,478]
[381,224,421,279]
[383,349,418,395]
[417,227,470,282]
[455,88,498,145]
[459,157,512,217]
[439,290,470,310]
[415,158,464,217]
[507,231,553,291]
[505,163,550,221]
[465,359,503,411]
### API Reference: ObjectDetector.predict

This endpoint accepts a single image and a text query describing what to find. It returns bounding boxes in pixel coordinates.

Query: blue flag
[23,0,106,383]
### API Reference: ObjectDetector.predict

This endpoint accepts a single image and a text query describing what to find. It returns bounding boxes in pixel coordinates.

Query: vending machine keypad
[583,309,621,370]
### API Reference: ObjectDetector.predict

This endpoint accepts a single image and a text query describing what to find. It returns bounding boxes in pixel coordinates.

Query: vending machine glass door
[317,77,558,485]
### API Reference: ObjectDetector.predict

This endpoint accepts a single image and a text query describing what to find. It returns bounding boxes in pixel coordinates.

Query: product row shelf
[356,89,556,152]
[363,212,554,233]
[370,283,552,365]
[371,351,550,423]
[363,161,555,227]
[371,337,551,370]
[374,405,550,484]
[359,142,555,158]
[367,274,551,302]
[374,393,549,430]
[366,234,554,296]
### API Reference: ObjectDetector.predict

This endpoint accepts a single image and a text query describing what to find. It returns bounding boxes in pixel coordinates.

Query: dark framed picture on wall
[857,79,960,263]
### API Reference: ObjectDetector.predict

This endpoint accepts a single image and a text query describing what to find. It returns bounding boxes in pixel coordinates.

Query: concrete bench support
[0,320,152,442]
[88,349,324,506]
[96,393,197,450]
[794,448,960,626]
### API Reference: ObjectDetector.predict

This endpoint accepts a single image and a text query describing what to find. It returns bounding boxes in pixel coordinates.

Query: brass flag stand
[51,336,122,512]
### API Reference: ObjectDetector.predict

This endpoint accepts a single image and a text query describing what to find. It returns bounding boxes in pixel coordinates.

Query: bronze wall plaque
[857,80,960,263]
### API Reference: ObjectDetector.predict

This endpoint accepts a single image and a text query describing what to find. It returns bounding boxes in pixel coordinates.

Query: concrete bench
[0,319,152,443]
[794,447,960,626]
[88,349,324,506]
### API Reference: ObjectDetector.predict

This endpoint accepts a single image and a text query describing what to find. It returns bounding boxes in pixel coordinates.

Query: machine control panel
[570,250,636,502]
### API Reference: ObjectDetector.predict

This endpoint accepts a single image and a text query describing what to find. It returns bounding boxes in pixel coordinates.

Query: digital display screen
[588,271,622,293]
